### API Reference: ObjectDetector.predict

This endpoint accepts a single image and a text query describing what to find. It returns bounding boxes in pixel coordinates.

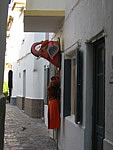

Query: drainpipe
[60,52,64,150]
[0,0,9,149]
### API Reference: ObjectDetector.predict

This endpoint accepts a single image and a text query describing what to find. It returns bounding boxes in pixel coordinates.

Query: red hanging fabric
[48,99,60,129]
[47,75,60,129]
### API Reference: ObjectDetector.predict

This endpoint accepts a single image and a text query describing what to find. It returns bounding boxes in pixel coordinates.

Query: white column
[0,0,9,149]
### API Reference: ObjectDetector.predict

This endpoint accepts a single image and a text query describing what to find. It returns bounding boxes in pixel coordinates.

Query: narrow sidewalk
[4,104,57,150]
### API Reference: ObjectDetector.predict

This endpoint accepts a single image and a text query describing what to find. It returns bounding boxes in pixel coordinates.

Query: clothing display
[48,99,60,129]
[47,75,61,129]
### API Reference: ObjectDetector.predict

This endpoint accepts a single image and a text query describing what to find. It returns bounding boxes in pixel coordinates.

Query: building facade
[24,0,113,150]
[6,0,49,118]
[2,0,113,150]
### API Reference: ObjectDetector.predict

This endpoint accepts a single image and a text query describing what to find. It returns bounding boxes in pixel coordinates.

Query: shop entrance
[92,38,105,150]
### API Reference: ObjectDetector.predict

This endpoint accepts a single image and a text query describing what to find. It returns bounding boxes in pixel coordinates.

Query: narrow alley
[4,104,57,150]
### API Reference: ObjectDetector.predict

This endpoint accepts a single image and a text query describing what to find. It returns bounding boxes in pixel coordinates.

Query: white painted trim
[86,30,107,43]
[64,39,81,58]
[104,138,113,150]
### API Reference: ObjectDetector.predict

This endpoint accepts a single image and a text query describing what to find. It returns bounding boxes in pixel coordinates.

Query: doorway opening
[92,38,105,150]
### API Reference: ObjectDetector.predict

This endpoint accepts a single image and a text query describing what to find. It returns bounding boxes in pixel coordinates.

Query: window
[63,59,71,117]
[71,58,76,115]
[63,51,76,117]
[75,49,83,124]
[63,49,83,124]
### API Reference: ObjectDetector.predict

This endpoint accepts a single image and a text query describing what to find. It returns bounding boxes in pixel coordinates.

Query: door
[93,38,105,150]
[23,70,26,110]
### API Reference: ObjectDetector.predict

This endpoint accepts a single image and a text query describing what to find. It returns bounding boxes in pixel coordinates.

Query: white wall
[19,33,35,58]
[6,11,24,63]
[104,1,113,149]
[8,2,49,100]
[26,0,65,10]
[33,57,49,99]
[64,117,84,150]
[12,62,19,97]
[57,0,113,150]
[10,0,113,150]
[12,32,49,100]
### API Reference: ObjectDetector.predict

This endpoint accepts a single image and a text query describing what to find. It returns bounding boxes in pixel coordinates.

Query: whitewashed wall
[10,0,113,150]
[6,11,24,63]
[57,0,113,150]
[12,32,49,99]
[26,0,65,10]
[32,57,49,99]
[104,1,113,150]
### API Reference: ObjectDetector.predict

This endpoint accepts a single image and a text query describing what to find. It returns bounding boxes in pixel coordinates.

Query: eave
[24,10,65,32]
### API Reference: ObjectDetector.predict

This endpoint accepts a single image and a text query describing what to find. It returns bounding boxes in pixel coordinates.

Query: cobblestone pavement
[4,104,57,150]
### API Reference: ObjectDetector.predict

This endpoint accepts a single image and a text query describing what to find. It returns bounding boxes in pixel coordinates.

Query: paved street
[4,104,57,150]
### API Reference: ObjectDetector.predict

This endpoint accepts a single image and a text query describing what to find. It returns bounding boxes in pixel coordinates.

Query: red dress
[48,99,60,129]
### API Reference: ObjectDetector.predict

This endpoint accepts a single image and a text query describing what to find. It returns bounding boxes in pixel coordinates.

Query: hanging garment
[48,99,60,129]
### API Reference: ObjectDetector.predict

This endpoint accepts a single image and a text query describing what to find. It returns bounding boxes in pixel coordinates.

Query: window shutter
[63,59,71,117]
[75,49,83,124]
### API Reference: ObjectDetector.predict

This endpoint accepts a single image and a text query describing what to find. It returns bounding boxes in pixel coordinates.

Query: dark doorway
[92,38,105,150]
[23,70,26,110]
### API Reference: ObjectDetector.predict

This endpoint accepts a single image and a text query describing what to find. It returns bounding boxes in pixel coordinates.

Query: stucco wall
[104,0,113,149]
[64,116,84,150]
[60,0,113,150]
[26,0,65,10]
[12,33,49,100]
[6,11,24,63]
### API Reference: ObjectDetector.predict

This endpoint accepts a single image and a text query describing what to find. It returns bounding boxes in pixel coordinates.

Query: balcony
[10,0,25,11]
[24,0,65,32]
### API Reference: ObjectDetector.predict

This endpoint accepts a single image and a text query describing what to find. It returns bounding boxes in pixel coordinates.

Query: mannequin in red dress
[47,76,60,129]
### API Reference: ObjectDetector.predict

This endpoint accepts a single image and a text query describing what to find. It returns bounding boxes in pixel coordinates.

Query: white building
[6,0,49,118]
[24,0,113,150]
